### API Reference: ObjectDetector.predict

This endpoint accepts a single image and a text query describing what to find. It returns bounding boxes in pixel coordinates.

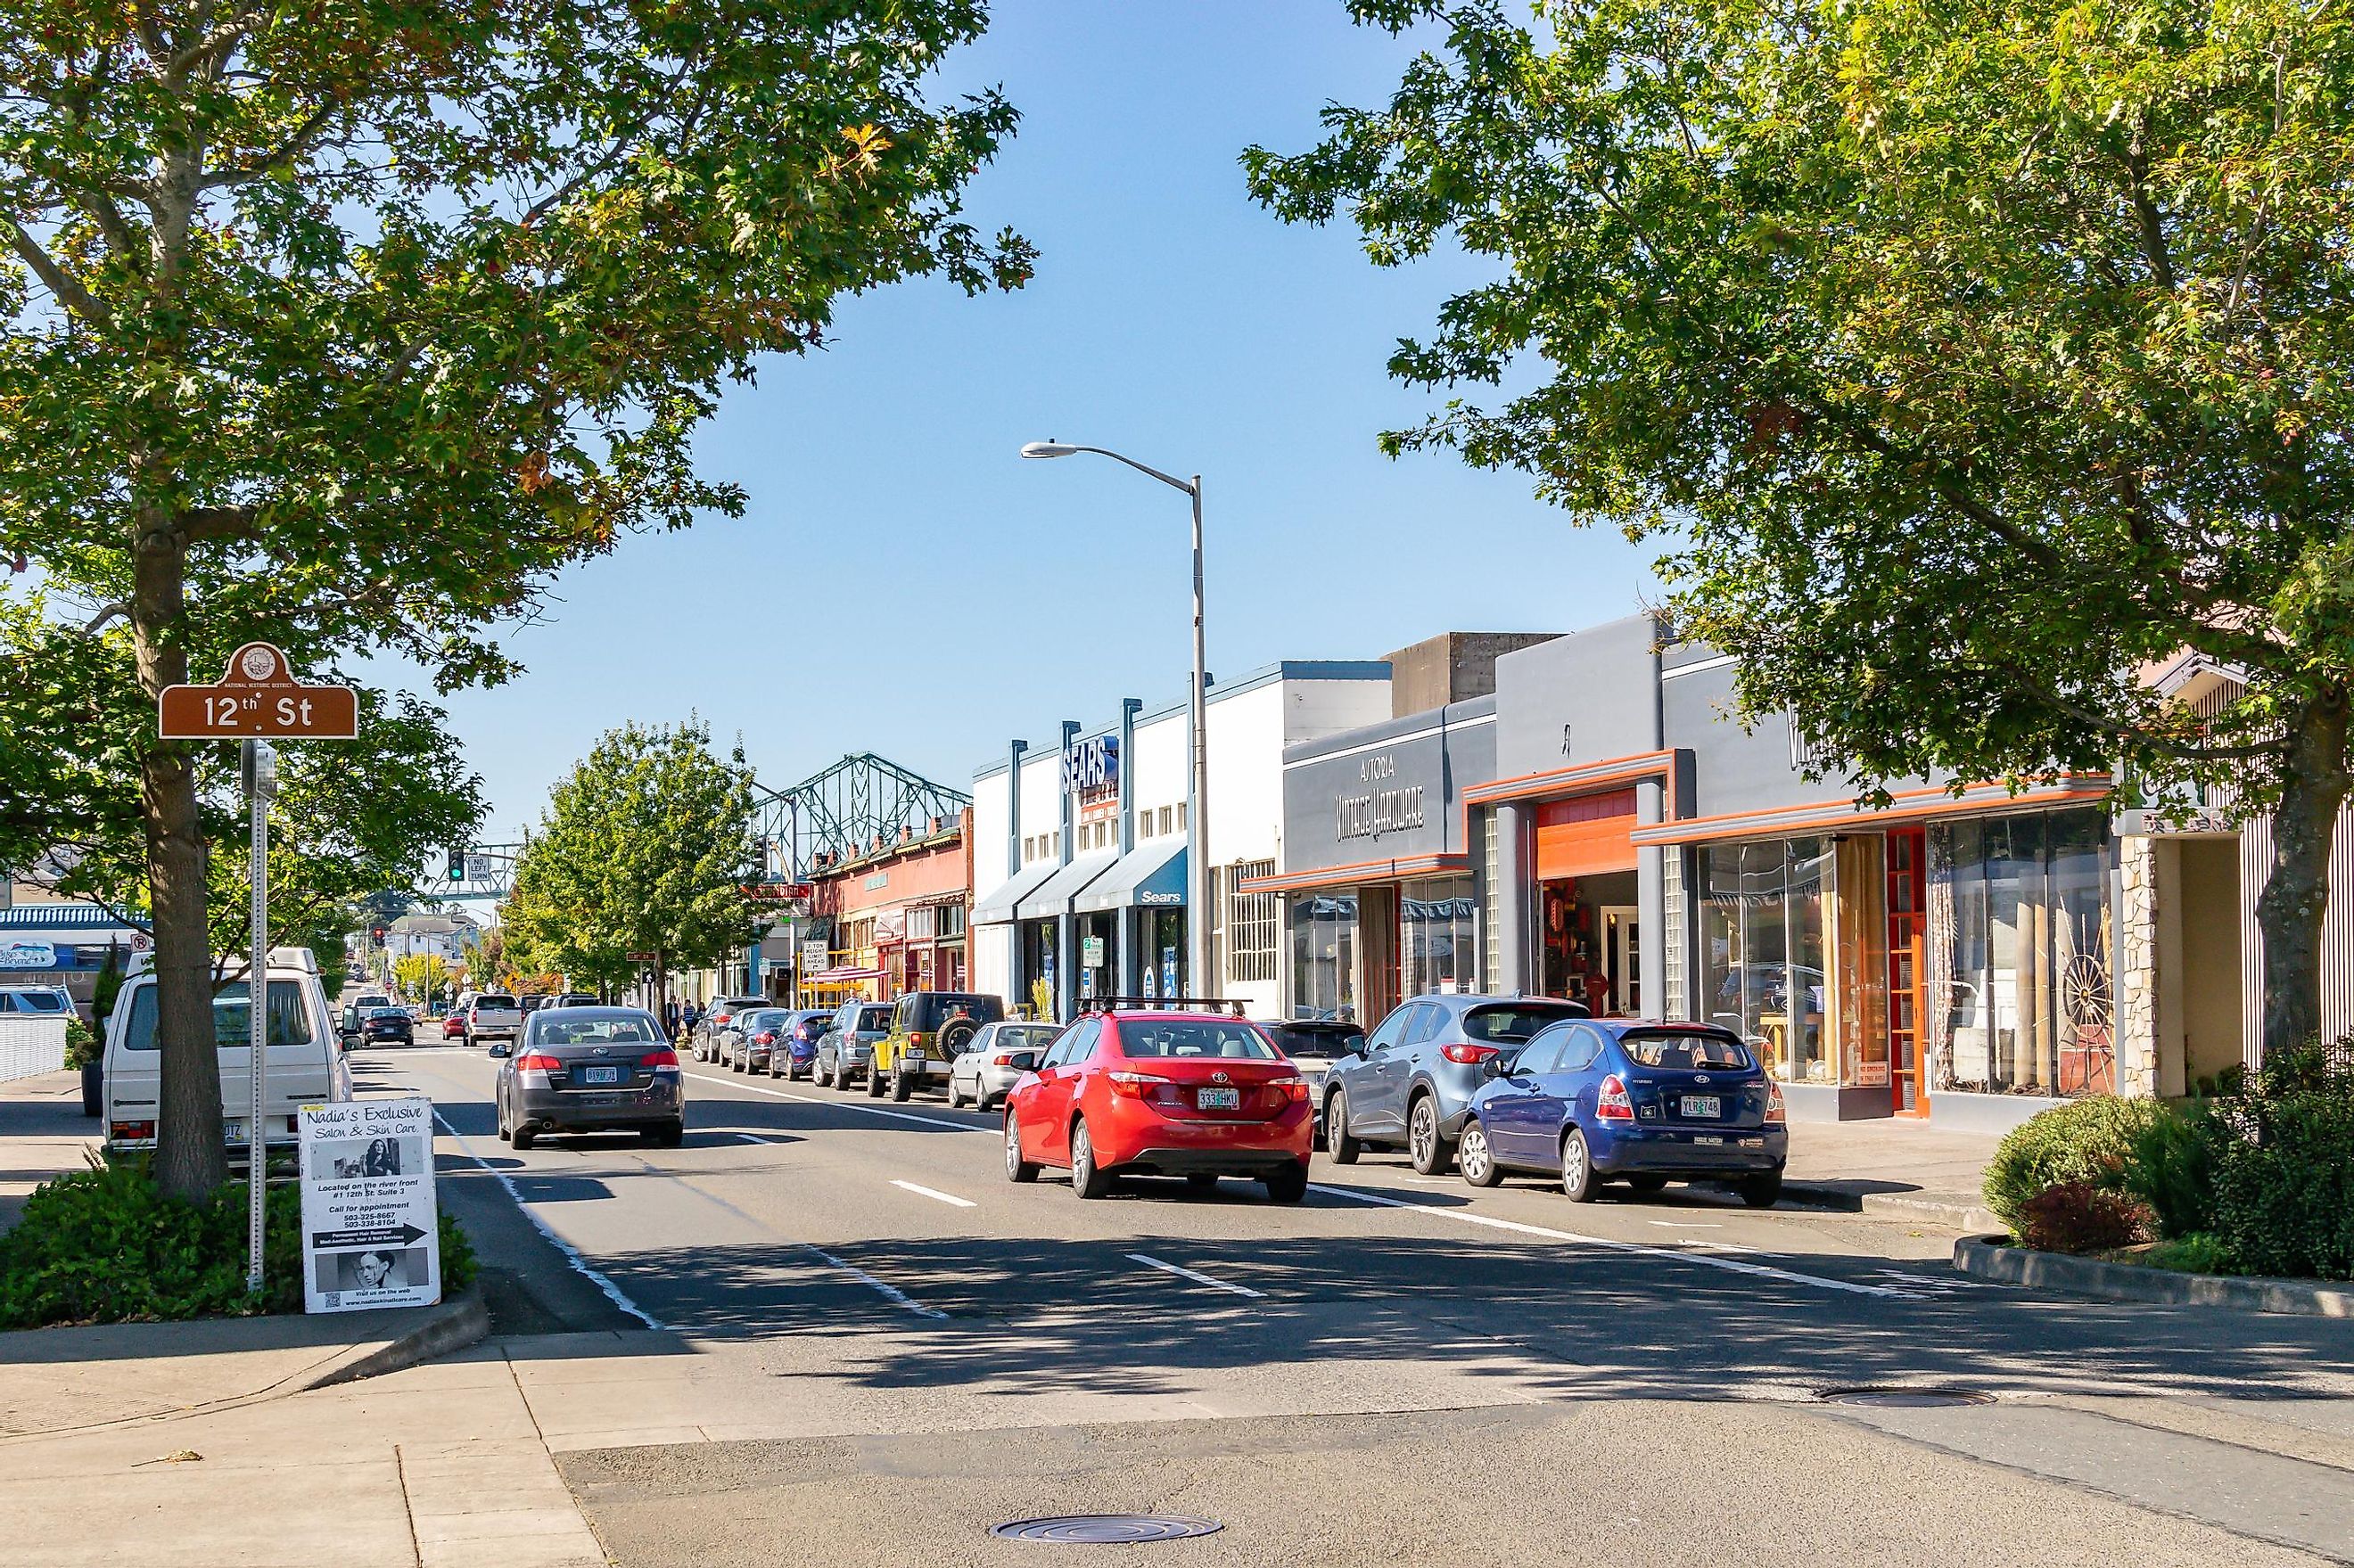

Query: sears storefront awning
[1072,839,1186,915]
[972,858,1061,925]
[1016,850,1118,921]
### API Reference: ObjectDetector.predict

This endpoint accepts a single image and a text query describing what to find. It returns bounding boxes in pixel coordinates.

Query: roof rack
[1087,996,1245,1017]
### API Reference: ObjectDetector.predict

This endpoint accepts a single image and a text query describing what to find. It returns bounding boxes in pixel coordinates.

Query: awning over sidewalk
[802,965,883,990]
[1015,850,1118,921]
[972,858,1060,925]
[1072,839,1186,915]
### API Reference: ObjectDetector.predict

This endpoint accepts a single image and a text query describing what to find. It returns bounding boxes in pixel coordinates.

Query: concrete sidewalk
[1781,1118,2003,1231]
[0,1069,99,1236]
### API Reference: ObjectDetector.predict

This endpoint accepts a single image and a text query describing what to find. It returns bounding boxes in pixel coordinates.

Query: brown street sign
[626,951,660,963]
[158,642,359,740]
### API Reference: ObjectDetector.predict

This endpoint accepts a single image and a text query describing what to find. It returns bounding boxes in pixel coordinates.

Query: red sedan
[1002,1007,1313,1202]
[440,1014,466,1040]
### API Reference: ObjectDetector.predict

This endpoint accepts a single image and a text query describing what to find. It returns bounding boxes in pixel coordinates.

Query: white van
[103,947,352,1158]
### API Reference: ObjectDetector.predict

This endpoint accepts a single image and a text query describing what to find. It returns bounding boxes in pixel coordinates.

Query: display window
[1693,839,1830,1080]
[1400,877,1476,999]
[1289,892,1358,1020]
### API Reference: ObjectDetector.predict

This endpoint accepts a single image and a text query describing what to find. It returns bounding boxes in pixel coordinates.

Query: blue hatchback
[1458,1020,1787,1206]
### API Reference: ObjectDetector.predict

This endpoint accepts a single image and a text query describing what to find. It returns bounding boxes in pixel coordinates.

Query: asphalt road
[355,1042,2354,1565]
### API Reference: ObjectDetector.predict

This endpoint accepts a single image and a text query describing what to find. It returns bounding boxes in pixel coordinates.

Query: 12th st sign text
[158,642,358,740]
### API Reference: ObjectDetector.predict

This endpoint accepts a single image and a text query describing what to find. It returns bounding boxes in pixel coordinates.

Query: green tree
[504,721,763,1011]
[1248,0,2354,1055]
[0,5,1028,1198]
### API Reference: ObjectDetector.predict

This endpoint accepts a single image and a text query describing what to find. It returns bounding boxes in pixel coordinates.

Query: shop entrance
[1540,872,1638,1012]
[1887,828,1928,1114]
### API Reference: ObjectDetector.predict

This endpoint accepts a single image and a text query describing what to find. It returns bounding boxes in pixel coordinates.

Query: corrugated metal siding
[2236,809,2354,1062]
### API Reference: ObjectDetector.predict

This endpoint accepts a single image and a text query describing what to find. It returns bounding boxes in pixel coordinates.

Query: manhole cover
[1821,1385,1994,1408]
[990,1515,1225,1544]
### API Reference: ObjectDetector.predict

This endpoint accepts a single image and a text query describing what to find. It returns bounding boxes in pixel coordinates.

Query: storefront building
[799,809,973,1006]
[970,661,1391,1021]
[0,897,151,1020]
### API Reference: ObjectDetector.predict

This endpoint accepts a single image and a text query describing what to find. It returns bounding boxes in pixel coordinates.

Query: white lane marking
[1307,1182,1915,1298]
[892,1179,976,1209]
[1649,1220,1724,1228]
[738,1133,779,1145]
[432,1109,665,1330]
[682,1071,981,1133]
[1126,1252,1266,1300]
[801,1244,947,1319]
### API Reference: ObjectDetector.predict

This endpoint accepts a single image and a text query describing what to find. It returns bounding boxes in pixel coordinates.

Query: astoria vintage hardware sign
[298,1097,441,1314]
[159,642,359,740]
[1334,751,1426,843]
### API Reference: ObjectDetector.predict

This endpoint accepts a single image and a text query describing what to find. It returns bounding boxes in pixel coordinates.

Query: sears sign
[1062,735,1120,802]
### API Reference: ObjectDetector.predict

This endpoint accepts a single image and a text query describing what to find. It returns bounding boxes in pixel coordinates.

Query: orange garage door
[1535,789,1639,879]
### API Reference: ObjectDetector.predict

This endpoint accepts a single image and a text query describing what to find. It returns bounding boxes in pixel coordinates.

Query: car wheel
[768,1055,781,1079]
[1407,1094,1453,1176]
[1070,1117,1113,1200]
[512,1125,537,1152]
[947,1081,966,1110]
[496,1093,510,1143]
[1458,1118,1502,1187]
[1004,1113,1040,1183]
[1326,1089,1362,1165]
[1628,1174,1669,1194]
[1560,1128,1599,1203]
[1740,1171,1783,1209]
[1263,1163,1309,1203]
[866,1063,885,1097]
[891,1064,914,1103]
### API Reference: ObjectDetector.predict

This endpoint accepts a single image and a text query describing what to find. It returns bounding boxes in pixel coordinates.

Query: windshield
[1462,1004,1588,1044]
[1620,1031,1752,1071]
[1263,1024,1363,1059]
[534,1014,660,1046]
[1115,1020,1279,1060]
[120,981,314,1050]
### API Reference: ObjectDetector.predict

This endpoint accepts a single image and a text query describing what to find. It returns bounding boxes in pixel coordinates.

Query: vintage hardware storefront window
[1693,839,1831,1081]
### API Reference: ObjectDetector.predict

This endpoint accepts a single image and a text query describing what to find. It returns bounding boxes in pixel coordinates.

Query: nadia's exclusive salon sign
[298,1097,441,1313]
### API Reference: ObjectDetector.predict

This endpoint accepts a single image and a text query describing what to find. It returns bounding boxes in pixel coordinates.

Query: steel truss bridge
[753,753,971,883]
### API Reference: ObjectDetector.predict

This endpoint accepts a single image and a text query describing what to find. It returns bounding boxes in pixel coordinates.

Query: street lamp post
[1021,440,1212,1000]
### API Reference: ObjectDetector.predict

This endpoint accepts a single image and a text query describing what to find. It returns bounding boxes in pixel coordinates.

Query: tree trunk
[2256,688,2351,1061]
[132,507,226,1202]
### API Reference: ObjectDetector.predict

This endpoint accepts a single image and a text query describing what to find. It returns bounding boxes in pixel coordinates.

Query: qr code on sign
[325,1292,341,1309]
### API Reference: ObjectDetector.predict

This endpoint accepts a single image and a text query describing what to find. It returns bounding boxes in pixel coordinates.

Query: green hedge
[1984,1096,2159,1233]
[2208,1041,2354,1280]
[0,1159,476,1329]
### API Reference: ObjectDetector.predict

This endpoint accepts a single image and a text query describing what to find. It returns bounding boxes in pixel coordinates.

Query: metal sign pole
[243,740,276,1295]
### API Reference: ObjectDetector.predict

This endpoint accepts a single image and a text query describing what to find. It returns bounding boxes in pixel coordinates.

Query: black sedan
[358,1006,415,1047]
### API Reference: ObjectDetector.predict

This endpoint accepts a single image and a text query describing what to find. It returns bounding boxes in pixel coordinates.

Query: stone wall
[2116,833,2159,1096]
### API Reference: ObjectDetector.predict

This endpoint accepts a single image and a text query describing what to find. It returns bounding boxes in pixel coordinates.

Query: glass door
[1887,828,1928,1113]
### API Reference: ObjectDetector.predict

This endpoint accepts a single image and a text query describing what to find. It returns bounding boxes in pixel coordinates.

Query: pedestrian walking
[681,998,701,1045]
[664,999,680,1038]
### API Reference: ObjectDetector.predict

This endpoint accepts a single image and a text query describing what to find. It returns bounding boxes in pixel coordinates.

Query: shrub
[1984,1095,2161,1236]
[2122,1099,2218,1239]
[62,1018,98,1071]
[2140,1232,2229,1275]
[2017,1180,2153,1254]
[2208,1046,2354,1279]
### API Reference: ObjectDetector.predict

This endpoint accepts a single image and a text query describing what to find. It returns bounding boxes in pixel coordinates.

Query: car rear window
[911,993,1005,1030]
[998,1024,1061,1050]
[1115,1020,1279,1060]
[853,1006,894,1030]
[4,990,70,1013]
[1263,1024,1364,1058]
[745,1010,793,1030]
[1461,1004,1587,1044]
[536,1014,659,1045]
[477,994,517,1009]
[119,981,313,1050]
[1620,1031,1752,1070]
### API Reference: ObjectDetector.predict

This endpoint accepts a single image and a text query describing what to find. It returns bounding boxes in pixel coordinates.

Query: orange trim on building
[1461,749,1679,807]
[1628,778,2114,848]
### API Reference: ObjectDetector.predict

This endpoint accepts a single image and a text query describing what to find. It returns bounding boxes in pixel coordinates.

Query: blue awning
[1072,840,1187,915]
[1016,850,1119,921]
[972,859,1061,926]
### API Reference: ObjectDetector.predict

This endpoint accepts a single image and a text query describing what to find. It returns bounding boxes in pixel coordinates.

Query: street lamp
[1020,439,1212,1000]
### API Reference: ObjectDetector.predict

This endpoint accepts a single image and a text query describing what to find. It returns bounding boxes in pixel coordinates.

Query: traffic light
[447,850,465,882]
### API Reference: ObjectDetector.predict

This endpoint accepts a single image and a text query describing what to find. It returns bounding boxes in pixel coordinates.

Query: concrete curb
[1783,1183,1998,1233]
[292,1290,490,1391]
[1953,1235,2354,1317]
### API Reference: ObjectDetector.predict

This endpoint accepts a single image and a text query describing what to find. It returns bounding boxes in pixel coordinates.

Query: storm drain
[990,1515,1226,1544]
[1821,1385,1994,1408]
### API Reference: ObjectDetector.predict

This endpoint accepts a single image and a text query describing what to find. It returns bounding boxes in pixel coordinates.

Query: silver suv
[1321,994,1591,1174]
[816,1001,894,1090]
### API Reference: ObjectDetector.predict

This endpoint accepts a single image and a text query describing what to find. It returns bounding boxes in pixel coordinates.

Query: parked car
[764,1009,834,1080]
[465,992,523,1047]
[1001,1005,1313,1202]
[549,992,598,1008]
[340,991,393,1040]
[1321,994,1592,1175]
[104,948,350,1163]
[720,1007,797,1073]
[440,1014,466,1040]
[814,1000,894,1089]
[1456,1020,1786,1205]
[948,1021,1064,1112]
[357,1005,415,1047]
[1257,1018,1368,1148]
[492,1006,682,1150]
[519,994,550,1015]
[689,997,768,1063]
[874,990,1007,1102]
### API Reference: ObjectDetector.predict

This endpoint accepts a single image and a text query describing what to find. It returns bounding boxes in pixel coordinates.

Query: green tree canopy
[503,720,763,1006]
[0,3,1026,1196]
[1248,0,2354,1054]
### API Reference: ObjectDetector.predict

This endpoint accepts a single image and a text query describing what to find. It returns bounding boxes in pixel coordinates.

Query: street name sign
[298,1097,441,1313]
[158,641,359,739]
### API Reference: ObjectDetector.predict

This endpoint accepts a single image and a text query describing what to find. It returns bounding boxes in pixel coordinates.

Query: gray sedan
[1321,994,1590,1174]
[946,1021,1065,1112]
[494,1006,683,1150]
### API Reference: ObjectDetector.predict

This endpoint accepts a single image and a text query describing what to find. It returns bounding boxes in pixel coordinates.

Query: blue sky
[368,1,1665,843]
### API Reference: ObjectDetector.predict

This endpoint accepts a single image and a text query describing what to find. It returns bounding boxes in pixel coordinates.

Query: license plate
[1682,1095,1721,1119]
[578,1065,621,1086]
[1197,1088,1240,1110]
[223,1119,245,1141]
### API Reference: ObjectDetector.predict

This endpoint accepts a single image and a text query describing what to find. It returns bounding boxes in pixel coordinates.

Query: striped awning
[803,965,883,989]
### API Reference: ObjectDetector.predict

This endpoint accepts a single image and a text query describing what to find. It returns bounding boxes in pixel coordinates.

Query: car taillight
[992,1054,1017,1067]
[1267,1072,1310,1103]
[515,1054,562,1071]
[753,1032,774,1046]
[909,1031,930,1047]
[640,1047,679,1067]
[1440,1043,1499,1065]
[111,1120,154,1141]
[1108,1070,1173,1097]
[1597,1074,1634,1121]
[1766,1079,1787,1124]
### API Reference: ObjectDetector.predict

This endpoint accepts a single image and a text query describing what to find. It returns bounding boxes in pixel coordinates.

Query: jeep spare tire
[937,1014,979,1059]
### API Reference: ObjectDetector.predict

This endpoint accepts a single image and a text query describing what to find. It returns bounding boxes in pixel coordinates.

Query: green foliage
[0,1161,478,1329]
[1984,1096,2160,1235]
[2122,1100,2219,1239]
[2019,1180,2153,1255]
[62,1017,97,1071]
[2207,1038,2354,1279]
[2140,1232,2230,1275]
[503,720,764,997]
[1250,0,2354,1047]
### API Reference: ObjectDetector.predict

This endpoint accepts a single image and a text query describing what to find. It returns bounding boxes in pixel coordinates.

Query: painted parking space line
[682,1071,982,1133]
[892,1178,977,1209]
[432,1109,666,1329]
[1126,1252,1266,1300]
[802,1244,948,1320]
[1308,1182,1916,1299]
[737,1133,780,1145]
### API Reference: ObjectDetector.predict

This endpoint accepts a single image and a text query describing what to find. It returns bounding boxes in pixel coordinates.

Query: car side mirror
[1480,1055,1510,1080]
[1008,1052,1037,1071]
[488,1041,513,1058]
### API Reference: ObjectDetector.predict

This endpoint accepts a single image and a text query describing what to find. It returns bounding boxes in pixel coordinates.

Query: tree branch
[3,218,111,328]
